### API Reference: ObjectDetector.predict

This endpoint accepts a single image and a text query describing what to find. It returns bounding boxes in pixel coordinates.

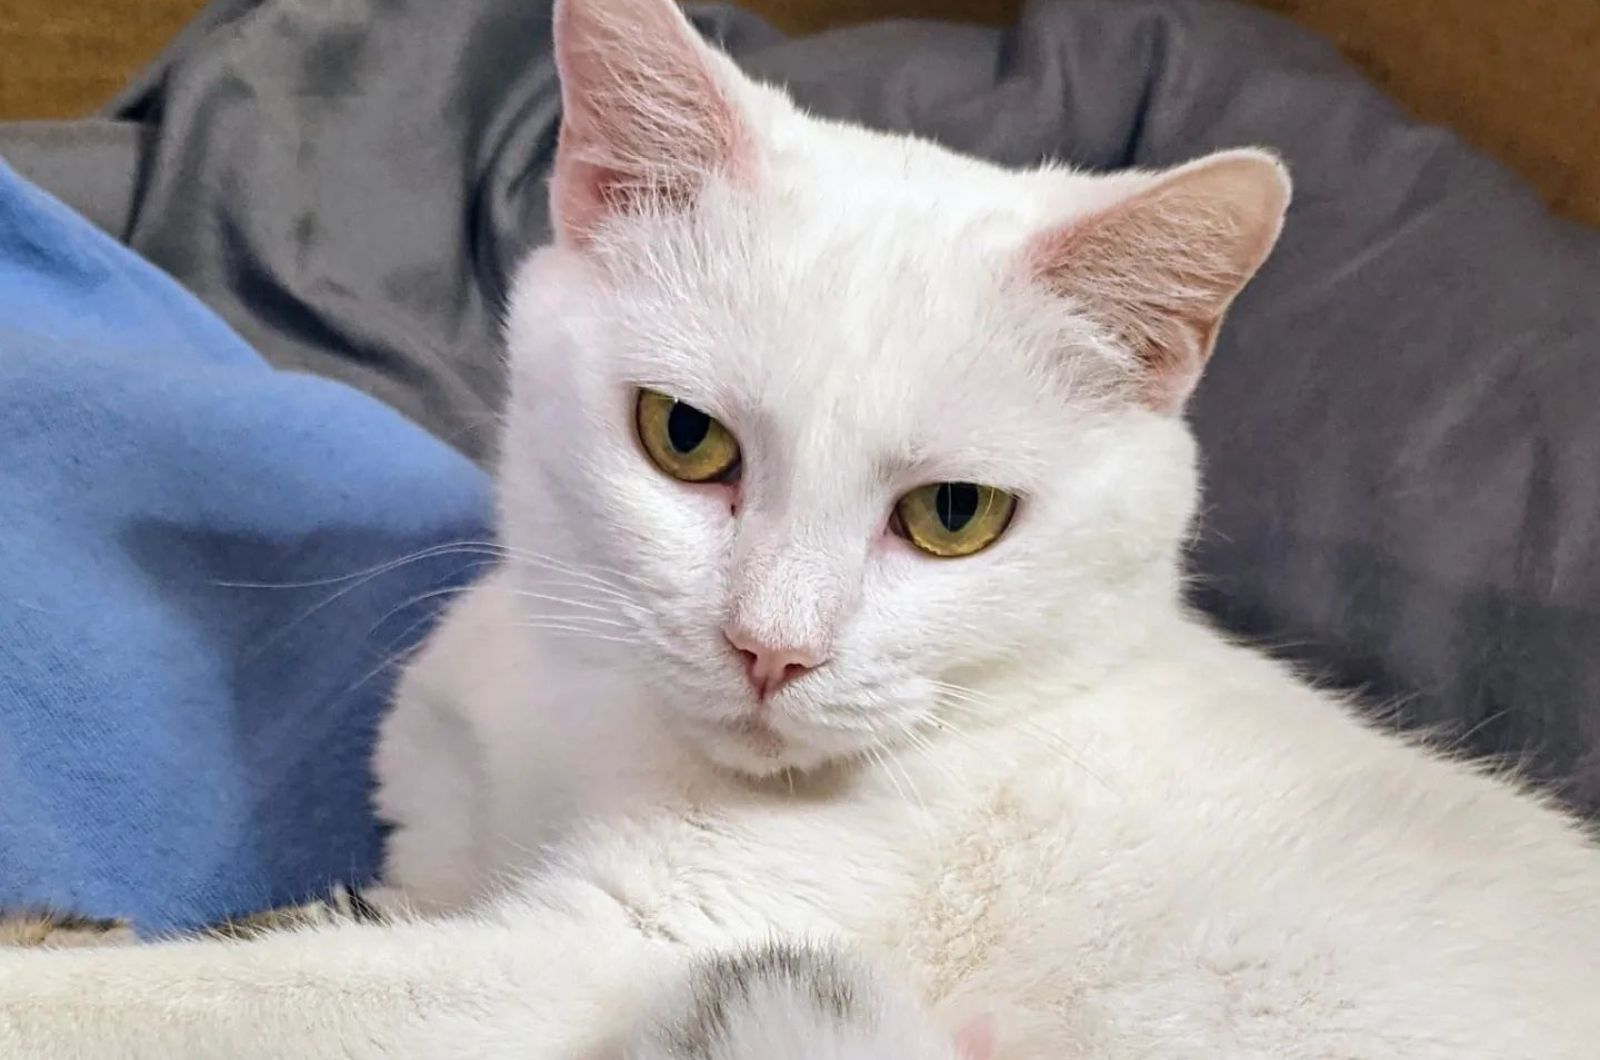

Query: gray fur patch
[661,942,870,1059]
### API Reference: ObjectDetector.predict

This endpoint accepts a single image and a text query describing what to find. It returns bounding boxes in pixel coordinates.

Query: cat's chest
[857,771,1117,967]
[839,774,1226,1059]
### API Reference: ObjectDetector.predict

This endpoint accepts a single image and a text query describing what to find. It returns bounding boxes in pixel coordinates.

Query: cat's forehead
[667,190,1034,366]
[611,209,1076,485]
[598,141,1102,481]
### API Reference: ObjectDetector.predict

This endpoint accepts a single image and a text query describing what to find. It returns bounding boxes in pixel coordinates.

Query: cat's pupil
[936,483,980,532]
[667,403,711,453]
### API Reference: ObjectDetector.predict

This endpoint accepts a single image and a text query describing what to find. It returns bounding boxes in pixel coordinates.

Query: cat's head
[498,0,1288,776]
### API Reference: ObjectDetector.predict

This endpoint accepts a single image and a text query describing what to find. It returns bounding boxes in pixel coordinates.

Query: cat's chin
[687,717,841,778]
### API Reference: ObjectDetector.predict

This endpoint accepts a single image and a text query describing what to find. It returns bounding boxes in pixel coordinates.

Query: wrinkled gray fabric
[3,0,1598,813]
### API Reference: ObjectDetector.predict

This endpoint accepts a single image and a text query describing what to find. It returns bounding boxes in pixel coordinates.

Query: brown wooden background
[2,0,1597,225]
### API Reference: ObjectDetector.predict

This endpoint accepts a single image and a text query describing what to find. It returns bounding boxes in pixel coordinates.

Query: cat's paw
[0,909,136,949]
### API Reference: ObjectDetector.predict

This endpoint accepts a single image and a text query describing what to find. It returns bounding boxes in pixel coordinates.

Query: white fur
[3,0,1598,1056]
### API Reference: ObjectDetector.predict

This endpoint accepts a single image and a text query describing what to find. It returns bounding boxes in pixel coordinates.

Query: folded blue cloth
[0,160,493,934]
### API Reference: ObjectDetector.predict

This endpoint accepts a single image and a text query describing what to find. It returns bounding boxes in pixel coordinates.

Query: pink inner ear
[550,0,750,245]
[952,1013,997,1060]
[1027,150,1290,413]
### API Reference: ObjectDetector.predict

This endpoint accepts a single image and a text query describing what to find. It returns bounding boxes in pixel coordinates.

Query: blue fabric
[0,160,494,935]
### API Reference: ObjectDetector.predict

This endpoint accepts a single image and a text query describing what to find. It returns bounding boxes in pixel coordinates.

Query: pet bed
[1,0,1596,933]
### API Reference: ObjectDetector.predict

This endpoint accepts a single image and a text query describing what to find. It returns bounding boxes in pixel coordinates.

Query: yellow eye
[636,389,741,483]
[892,482,1017,558]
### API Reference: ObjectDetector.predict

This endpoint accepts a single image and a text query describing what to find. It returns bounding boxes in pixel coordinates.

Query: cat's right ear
[550,0,754,246]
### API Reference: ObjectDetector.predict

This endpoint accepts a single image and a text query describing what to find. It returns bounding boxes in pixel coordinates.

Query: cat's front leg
[0,878,681,1060]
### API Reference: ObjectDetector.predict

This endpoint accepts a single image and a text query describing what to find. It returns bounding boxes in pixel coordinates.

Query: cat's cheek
[664,479,741,527]
[710,481,741,518]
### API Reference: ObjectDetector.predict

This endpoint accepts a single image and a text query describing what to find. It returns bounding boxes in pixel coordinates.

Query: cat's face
[496,0,1288,776]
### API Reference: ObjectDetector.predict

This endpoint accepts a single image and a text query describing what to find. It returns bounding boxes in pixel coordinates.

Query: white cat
[3,0,1598,1055]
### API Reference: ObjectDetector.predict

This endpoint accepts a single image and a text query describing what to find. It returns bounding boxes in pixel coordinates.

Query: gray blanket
[5,0,1599,812]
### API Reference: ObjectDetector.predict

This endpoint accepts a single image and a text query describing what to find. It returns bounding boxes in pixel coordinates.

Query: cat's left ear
[1029,149,1291,412]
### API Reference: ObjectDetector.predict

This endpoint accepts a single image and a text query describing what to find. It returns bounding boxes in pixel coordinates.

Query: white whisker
[929,679,1117,795]
[213,541,507,590]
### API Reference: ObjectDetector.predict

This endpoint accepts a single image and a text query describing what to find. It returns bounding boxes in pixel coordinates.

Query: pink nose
[723,627,823,700]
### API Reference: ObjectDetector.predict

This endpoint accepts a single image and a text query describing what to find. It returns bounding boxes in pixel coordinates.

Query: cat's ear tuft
[1029,149,1290,412]
[550,0,753,245]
